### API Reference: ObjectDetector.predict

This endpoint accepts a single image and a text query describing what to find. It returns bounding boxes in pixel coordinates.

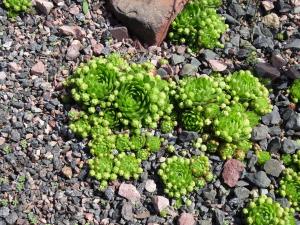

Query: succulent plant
[113,152,143,180]
[225,70,272,115]
[146,135,162,152]
[158,155,212,199]
[160,118,177,133]
[181,109,204,132]
[65,54,173,130]
[290,79,300,103]
[169,0,228,51]
[256,150,271,166]
[115,133,131,152]
[279,169,300,211]
[243,195,296,225]
[3,0,31,18]
[88,154,116,189]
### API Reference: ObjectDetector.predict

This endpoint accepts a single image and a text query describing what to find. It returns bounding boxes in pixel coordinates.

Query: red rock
[118,183,141,202]
[92,43,104,56]
[110,26,129,41]
[59,25,86,40]
[109,0,189,45]
[178,213,196,225]
[8,62,21,72]
[31,61,45,75]
[222,159,245,187]
[152,196,169,213]
[35,0,54,15]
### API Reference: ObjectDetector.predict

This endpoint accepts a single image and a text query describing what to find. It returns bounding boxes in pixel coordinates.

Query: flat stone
[5,212,18,225]
[66,40,82,61]
[222,159,245,187]
[264,159,283,177]
[0,72,6,80]
[171,54,185,65]
[285,66,300,80]
[92,43,104,56]
[109,0,188,45]
[110,26,129,41]
[35,0,54,15]
[59,25,86,40]
[284,39,300,50]
[8,62,21,73]
[214,209,225,225]
[251,125,269,141]
[0,207,9,218]
[255,62,280,79]
[180,64,198,75]
[268,137,281,153]
[281,138,296,154]
[271,53,287,69]
[31,61,45,75]
[261,1,274,11]
[234,187,250,200]
[261,107,281,125]
[119,183,141,202]
[152,196,169,213]
[121,202,134,221]
[178,213,195,225]
[208,60,227,72]
[246,171,271,188]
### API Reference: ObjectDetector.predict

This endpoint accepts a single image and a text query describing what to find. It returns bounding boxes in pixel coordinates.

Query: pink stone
[222,159,245,187]
[208,59,227,72]
[178,213,196,225]
[59,25,86,40]
[31,61,45,75]
[118,183,141,202]
[152,196,169,213]
[66,40,82,61]
[92,43,104,56]
[35,0,54,15]
[8,62,21,72]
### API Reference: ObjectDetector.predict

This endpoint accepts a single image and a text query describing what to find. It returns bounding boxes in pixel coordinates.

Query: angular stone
[222,159,245,187]
[92,43,104,56]
[110,26,129,41]
[62,166,72,179]
[262,13,280,29]
[118,183,141,202]
[208,60,227,72]
[59,25,86,40]
[271,53,287,69]
[35,0,54,15]
[8,62,21,73]
[66,40,82,61]
[255,62,280,79]
[284,39,300,50]
[178,213,195,225]
[251,125,269,141]
[261,1,274,11]
[264,159,283,177]
[152,196,169,213]
[31,61,45,75]
[246,171,271,188]
[109,0,189,45]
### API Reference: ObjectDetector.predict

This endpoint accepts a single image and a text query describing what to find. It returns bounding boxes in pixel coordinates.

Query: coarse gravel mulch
[0,0,300,225]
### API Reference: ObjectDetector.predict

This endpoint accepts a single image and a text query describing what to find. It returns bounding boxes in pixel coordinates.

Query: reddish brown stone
[222,159,245,187]
[109,0,189,45]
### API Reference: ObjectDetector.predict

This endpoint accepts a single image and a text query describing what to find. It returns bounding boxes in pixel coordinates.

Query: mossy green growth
[169,0,228,51]
[158,155,212,199]
[290,79,300,103]
[113,153,143,180]
[279,169,300,211]
[3,0,31,18]
[243,195,296,225]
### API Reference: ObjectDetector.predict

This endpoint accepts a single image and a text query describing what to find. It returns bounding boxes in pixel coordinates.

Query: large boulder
[109,0,189,45]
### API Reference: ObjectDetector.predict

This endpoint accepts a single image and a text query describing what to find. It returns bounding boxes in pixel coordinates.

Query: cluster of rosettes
[290,79,300,103]
[3,0,31,18]
[168,0,228,51]
[282,149,300,171]
[279,169,300,212]
[158,155,213,200]
[176,70,272,160]
[243,195,296,225]
[65,54,174,132]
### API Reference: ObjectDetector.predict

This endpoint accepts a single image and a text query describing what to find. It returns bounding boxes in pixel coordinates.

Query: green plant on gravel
[256,150,271,166]
[3,0,31,18]
[290,79,300,103]
[282,150,300,171]
[243,195,296,225]
[279,169,300,212]
[169,0,228,51]
[65,54,174,131]
[176,70,272,160]
[158,155,213,200]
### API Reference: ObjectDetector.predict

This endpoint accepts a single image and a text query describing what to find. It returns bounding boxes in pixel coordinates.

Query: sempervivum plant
[65,53,174,130]
[279,169,300,211]
[243,195,296,225]
[3,0,31,18]
[290,79,300,103]
[158,155,213,200]
[168,0,228,51]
